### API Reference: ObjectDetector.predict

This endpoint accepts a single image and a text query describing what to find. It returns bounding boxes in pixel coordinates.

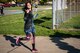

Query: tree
[17,0,22,2]
[0,0,7,3]
[40,0,48,5]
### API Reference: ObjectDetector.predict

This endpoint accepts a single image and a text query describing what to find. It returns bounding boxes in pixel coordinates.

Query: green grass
[35,25,54,36]
[0,10,80,36]
[59,15,80,29]
[4,6,23,10]
[0,10,54,36]
[0,14,24,35]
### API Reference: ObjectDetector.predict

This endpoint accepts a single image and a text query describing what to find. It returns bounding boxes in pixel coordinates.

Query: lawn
[59,15,80,29]
[0,10,54,36]
[0,10,80,36]
[4,6,23,10]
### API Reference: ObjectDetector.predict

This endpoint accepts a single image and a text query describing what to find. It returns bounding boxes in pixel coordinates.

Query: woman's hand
[25,9,31,13]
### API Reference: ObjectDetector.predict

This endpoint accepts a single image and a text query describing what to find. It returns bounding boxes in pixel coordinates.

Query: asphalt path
[1,8,52,15]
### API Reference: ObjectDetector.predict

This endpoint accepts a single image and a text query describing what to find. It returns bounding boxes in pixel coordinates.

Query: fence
[52,0,80,29]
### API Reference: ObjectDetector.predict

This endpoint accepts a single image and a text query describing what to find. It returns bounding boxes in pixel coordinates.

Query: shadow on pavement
[49,32,80,53]
[3,35,32,52]
[3,35,17,47]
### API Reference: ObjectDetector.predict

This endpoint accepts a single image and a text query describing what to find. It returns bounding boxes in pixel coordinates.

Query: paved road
[0,35,80,53]
[1,8,52,15]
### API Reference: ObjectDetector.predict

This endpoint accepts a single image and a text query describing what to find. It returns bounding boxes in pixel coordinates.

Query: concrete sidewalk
[0,35,80,53]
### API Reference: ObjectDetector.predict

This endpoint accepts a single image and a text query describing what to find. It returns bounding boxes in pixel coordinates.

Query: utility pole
[52,0,56,29]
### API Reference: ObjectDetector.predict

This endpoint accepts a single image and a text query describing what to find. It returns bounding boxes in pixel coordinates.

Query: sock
[32,43,35,50]
[32,32,36,49]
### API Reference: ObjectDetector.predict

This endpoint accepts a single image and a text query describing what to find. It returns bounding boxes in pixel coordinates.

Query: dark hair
[24,1,32,10]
